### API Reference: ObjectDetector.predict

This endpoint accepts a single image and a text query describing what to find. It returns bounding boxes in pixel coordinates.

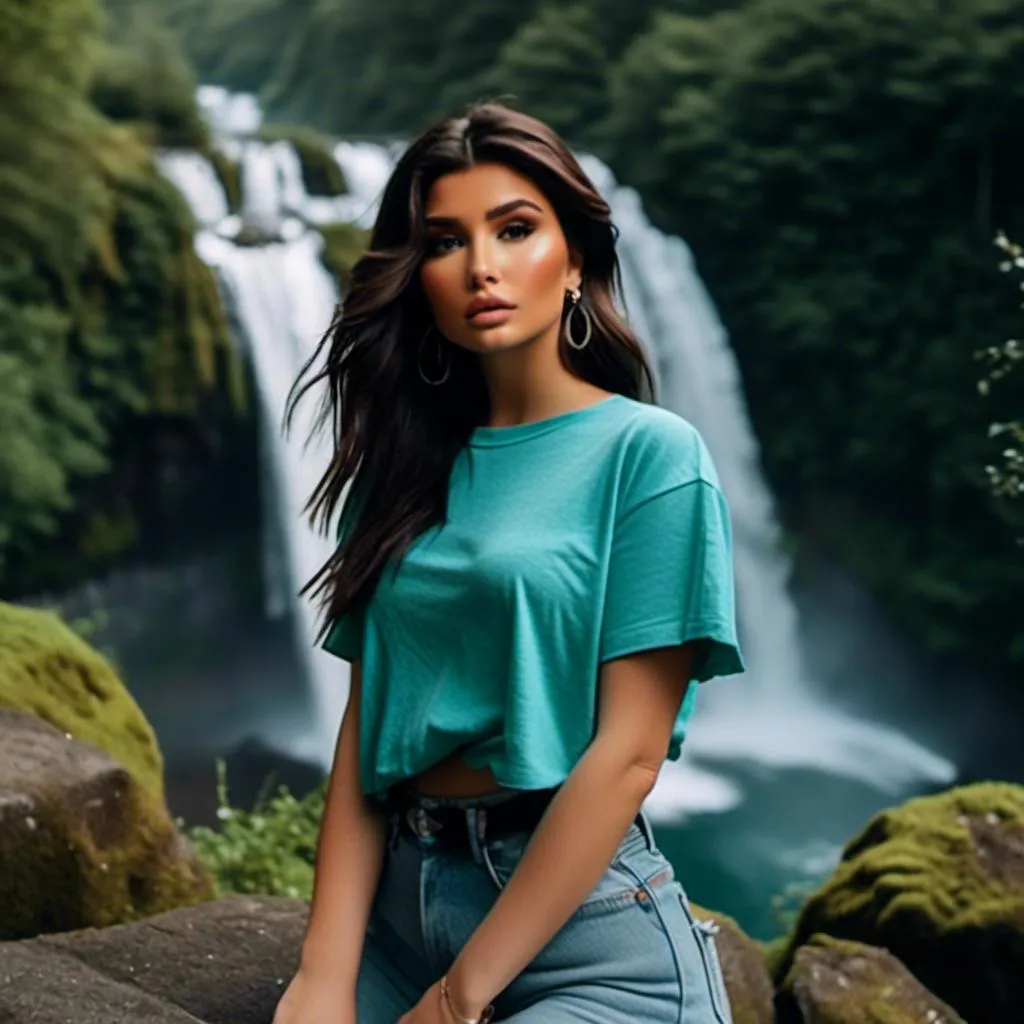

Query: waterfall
[156,87,355,761]
[161,88,955,816]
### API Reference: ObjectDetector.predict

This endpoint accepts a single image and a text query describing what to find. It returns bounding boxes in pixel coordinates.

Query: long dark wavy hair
[287,101,657,638]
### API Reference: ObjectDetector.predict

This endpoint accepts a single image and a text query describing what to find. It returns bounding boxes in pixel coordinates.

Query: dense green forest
[0,0,355,595]
[0,0,242,593]
[5,0,1023,679]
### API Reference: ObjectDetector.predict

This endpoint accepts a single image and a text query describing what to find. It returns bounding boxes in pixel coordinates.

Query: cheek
[514,232,568,290]
[419,262,460,314]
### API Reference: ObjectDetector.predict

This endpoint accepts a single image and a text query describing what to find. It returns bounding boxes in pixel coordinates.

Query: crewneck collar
[468,394,625,448]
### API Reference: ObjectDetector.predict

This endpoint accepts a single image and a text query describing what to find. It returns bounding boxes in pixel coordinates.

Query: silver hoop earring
[564,289,592,351]
[418,326,451,385]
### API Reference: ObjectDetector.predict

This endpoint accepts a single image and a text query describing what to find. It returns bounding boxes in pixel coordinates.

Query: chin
[456,327,533,354]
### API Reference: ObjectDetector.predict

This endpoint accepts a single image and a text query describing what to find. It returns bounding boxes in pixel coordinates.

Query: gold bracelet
[439,973,495,1024]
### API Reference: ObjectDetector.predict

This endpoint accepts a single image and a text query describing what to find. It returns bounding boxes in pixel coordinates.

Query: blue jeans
[356,789,733,1023]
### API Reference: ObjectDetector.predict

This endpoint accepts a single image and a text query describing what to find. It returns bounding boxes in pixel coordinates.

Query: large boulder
[776,782,1024,1024]
[0,708,213,940]
[690,902,774,1024]
[0,894,306,1024]
[779,934,965,1024]
[0,601,164,803]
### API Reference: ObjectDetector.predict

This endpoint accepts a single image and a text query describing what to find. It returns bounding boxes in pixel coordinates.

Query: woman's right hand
[272,966,357,1024]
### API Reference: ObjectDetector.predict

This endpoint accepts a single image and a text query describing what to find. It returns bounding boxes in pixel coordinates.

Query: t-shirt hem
[322,647,360,664]
[365,764,575,800]
[600,616,745,680]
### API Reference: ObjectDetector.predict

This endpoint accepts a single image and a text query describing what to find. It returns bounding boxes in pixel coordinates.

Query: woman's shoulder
[608,395,721,491]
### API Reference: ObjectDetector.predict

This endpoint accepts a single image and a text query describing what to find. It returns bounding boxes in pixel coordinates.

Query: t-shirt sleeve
[320,481,367,663]
[321,598,364,662]
[599,477,745,681]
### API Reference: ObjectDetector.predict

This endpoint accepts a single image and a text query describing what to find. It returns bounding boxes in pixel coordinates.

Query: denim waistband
[386,785,544,813]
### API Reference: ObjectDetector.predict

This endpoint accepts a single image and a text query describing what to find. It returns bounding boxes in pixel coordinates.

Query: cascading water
[161,87,955,822]
[157,86,355,761]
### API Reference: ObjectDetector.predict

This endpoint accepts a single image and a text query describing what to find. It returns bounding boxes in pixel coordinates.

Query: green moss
[0,601,164,804]
[775,782,1024,1024]
[0,710,214,941]
[318,221,370,292]
[761,934,789,981]
[778,934,967,1024]
[258,122,347,197]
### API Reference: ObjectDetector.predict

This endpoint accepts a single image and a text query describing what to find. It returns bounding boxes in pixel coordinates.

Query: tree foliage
[979,233,1024,500]
[0,0,236,583]
[601,0,1024,666]
[92,11,208,149]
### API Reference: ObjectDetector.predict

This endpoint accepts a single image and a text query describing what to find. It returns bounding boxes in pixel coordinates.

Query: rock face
[0,894,306,1024]
[0,601,164,802]
[0,708,214,940]
[778,782,1024,1024]
[690,902,774,1024]
[779,934,966,1023]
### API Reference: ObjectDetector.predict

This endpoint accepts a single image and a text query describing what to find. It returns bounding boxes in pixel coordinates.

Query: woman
[275,101,744,1024]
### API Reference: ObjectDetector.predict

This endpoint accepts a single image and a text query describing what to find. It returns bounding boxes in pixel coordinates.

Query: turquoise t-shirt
[322,393,744,799]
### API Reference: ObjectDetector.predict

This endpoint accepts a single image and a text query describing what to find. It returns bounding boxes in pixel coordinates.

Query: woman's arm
[299,660,389,984]
[444,643,695,1020]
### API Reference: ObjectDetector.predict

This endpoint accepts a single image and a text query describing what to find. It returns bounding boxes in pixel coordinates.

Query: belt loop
[636,808,657,853]
[465,807,482,864]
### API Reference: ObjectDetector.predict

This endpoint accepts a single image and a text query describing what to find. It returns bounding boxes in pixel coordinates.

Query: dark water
[41,527,1023,942]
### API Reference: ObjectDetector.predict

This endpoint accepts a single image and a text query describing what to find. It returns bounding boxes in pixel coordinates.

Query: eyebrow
[424,198,544,228]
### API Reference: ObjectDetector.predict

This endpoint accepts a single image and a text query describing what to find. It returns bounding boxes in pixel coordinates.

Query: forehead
[424,161,551,217]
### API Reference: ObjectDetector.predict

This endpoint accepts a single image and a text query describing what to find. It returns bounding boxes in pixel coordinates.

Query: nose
[466,234,500,290]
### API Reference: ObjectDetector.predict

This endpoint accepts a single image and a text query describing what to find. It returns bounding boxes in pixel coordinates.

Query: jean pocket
[682,894,732,1024]
[486,822,674,919]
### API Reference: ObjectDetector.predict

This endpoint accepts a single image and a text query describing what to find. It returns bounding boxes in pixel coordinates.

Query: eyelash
[425,220,535,256]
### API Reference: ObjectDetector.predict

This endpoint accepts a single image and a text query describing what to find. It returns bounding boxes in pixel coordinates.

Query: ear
[566,246,584,292]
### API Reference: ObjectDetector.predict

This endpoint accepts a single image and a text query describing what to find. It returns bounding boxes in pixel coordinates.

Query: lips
[465,295,516,320]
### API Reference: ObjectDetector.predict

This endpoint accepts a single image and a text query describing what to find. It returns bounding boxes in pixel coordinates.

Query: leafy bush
[185,760,324,901]
[91,12,208,149]
[978,232,1024,500]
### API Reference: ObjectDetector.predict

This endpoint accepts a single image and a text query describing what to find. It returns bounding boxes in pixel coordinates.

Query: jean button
[407,808,440,838]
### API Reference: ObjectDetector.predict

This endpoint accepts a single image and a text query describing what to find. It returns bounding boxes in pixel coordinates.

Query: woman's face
[418,161,582,356]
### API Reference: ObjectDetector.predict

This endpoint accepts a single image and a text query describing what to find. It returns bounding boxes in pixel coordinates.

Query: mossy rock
[778,934,965,1024]
[258,123,347,197]
[775,782,1024,1024]
[0,895,306,1023]
[318,221,370,292]
[690,902,774,1024]
[0,708,213,940]
[208,147,242,212]
[0,601,164,804]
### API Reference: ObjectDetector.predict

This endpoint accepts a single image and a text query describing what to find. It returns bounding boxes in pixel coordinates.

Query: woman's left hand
[397,978,475,1024]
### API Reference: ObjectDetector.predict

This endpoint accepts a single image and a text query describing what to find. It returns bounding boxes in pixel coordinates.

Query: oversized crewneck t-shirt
[322,393,744,800]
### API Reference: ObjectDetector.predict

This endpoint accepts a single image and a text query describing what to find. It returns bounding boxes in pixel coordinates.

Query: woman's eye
[425,235,459,256]
[500,221,534,240]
